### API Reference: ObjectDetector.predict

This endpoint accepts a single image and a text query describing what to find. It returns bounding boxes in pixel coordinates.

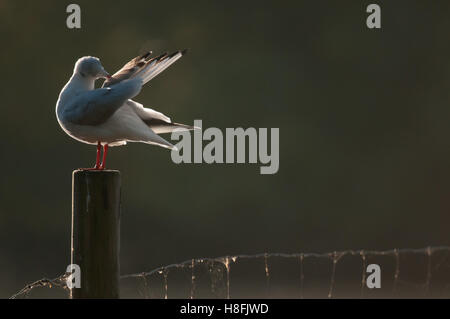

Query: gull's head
[74,56,110,80]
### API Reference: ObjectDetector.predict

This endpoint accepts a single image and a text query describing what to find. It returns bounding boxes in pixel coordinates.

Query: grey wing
[101,51,154,87]
[102,50,187,87]
[65,78,143,125]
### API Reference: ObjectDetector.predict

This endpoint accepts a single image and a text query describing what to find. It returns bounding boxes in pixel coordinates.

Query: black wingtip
[168,51,179,58]
[163,49,188,59]
[157,52,168,61]
[142,51,152,59]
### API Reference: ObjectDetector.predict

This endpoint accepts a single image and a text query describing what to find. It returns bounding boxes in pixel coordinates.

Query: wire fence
[10,246,450,299]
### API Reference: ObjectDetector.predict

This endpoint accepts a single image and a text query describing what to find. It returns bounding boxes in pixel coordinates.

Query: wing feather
[103,50,187,87]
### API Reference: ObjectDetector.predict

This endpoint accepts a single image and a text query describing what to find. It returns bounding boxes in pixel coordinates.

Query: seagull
[56,50,195,170]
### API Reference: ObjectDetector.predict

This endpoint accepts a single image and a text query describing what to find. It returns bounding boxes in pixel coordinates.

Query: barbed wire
[10,246,450,299]
[10,273,70,299]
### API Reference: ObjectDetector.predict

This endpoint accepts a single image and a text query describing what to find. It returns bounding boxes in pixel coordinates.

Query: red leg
[79,142,102,170]
[100,144,109,170]
[95,141,101,169]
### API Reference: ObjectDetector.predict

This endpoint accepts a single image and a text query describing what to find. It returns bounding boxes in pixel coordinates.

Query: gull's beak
[99,69,110,79]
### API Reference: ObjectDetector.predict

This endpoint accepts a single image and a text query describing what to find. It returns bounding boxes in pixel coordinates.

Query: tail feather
[142,136,176,150]
[143,118,198,134]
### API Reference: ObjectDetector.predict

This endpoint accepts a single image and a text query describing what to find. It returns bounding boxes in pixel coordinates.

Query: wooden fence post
[70,170,121,298]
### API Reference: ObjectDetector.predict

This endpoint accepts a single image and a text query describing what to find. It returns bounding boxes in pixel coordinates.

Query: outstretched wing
[64,78,143,125]
[102,49,187,87]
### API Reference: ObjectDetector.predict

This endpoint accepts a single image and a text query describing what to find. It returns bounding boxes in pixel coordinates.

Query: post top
[73,169,121,175]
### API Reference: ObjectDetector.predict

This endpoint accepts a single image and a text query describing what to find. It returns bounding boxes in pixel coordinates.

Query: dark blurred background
[1,0,450,298]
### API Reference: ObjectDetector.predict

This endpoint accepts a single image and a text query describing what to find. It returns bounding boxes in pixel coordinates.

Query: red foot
[79,142,105,170]
[79,166,103,171]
